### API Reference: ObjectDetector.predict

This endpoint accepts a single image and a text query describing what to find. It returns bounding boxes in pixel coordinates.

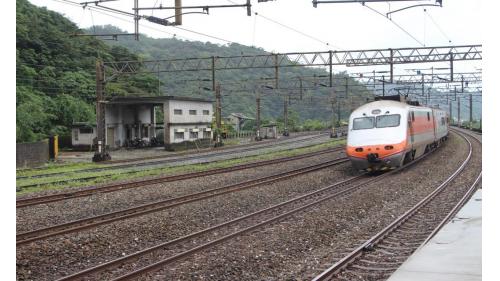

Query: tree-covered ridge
[92,25,373,124]
[16,0,372,143]
[16,0,159,142]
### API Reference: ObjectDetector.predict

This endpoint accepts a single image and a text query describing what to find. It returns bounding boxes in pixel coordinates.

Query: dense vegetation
[16,0,371,143]
[94,25,373,125]
[16,0,159,142]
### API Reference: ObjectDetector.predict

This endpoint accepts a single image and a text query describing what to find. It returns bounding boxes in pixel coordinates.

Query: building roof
[106,95,213,105]
[228,112,254,120]
[72,121,96,128]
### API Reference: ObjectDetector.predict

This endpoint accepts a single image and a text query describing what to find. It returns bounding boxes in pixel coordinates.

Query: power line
[424,9,452,43]
[55,0,236,44]
[363,3,424,46]
[226,0,341,49]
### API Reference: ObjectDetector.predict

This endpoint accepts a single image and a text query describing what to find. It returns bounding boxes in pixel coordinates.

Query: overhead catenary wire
[362,3,425,46]
[54,0,235,44]
[225,0,341,50]
[424,9,452,43]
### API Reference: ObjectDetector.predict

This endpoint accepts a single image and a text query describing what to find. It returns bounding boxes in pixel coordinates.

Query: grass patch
[16,161,104,178]
[16,138,345,195]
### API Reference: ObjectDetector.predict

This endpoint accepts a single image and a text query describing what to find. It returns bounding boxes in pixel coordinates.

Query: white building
[71,96,213,150]
[163,97,213,149]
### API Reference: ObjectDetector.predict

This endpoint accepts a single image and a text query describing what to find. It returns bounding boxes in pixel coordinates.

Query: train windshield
[376,114,401,128]
[353,117,375,130]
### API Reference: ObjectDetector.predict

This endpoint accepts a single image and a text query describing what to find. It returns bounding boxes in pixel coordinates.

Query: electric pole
[93,59,110,162]
[457,97,461,127]
[255,88,262,141]
[449,101,452,126]
[283,94,289,136]
[214,82,223,147]
[469,93,473,129]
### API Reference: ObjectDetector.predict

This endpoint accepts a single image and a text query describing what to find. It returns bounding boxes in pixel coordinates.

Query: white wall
[72,127,96,146]
[167,100,213,124]
[169,124,212,144]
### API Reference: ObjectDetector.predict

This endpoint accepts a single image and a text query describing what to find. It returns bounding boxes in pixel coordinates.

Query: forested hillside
[93,25,373,124]
[16,0,159,142]
[16,0,372,143]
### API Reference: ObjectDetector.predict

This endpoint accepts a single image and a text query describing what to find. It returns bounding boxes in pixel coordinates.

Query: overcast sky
[27,0,482,78]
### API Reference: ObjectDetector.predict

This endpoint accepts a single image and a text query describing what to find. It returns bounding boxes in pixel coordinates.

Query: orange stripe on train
[346,139,407,159]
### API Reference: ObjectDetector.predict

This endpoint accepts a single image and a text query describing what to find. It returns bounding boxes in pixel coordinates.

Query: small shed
[259,124,278,139]
[71,122,97,150]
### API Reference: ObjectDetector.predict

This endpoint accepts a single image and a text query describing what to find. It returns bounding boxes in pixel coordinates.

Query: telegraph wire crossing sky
[28,0,481,75]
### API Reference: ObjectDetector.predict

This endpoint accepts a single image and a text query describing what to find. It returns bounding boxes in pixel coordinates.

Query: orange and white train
[346,100,449,171]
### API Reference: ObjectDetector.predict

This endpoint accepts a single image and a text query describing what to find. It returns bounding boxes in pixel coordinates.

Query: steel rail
[17,157,349,245]
[16,146,343,208]
[312,130,476,281]
[17,132,324,175]
[57,175,368,281]
[16,134,331,185]
[59,140,432,281]
[420,128,482,245]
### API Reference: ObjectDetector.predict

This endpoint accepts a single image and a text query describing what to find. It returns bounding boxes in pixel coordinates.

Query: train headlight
[384,145,394,150]
[355,147,363,152]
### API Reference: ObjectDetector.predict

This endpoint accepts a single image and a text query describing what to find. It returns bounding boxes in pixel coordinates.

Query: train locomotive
[346,100,449,171]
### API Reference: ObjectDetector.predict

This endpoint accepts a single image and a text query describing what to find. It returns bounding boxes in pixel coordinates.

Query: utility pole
[449,101,452,126]
[330,88,335,138]
[214,83,223,147]
[93,59,110,162]
[255,88,262,141]
[457,97,461,127]
[175,0,182,25]
[469,93,473,129]
[134,0,139,40]
[283,94,289,136]
[382,75,385,96]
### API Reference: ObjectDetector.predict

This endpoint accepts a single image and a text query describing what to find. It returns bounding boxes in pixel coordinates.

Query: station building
[71,96,213,150]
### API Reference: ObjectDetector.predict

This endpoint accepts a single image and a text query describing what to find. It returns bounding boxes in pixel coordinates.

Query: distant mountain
[16,0,159,142]
[88,25,373,122]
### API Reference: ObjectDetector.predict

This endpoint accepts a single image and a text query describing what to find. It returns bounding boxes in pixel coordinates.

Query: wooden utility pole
[469,93,473,129]
[449,101,452,126]
[93,59,110,162]
[283,94,289,136]
[214,82,223,147]
[175,0,182,25]
[255,89,262,141]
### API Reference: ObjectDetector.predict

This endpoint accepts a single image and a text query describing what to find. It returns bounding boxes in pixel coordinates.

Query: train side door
[408,111,414,144]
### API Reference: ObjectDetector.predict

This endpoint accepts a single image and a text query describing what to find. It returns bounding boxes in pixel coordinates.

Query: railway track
[17,133,329,180]
[16,146,344,208]
[16,134,334,189]
[312,129,482,281]
[17,156,350,245]
[54,143,432,281]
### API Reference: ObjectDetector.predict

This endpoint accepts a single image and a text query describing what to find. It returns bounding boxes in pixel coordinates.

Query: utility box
[259,124,278,139]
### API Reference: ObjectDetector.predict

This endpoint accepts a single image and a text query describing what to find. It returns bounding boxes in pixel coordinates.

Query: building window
[203,110,210,115]
[189,110,197,115]
[203,131,211,139]
[174,132,184,140]
[79,128,93,134]
[190,131,198,139]
[174,109,182,115]
[74,129,79,141]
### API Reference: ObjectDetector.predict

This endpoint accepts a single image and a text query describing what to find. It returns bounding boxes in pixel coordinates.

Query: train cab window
[427,112,431,121]
[411,112,415,122]
[376,114,401,128]
[353,117,375,130]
